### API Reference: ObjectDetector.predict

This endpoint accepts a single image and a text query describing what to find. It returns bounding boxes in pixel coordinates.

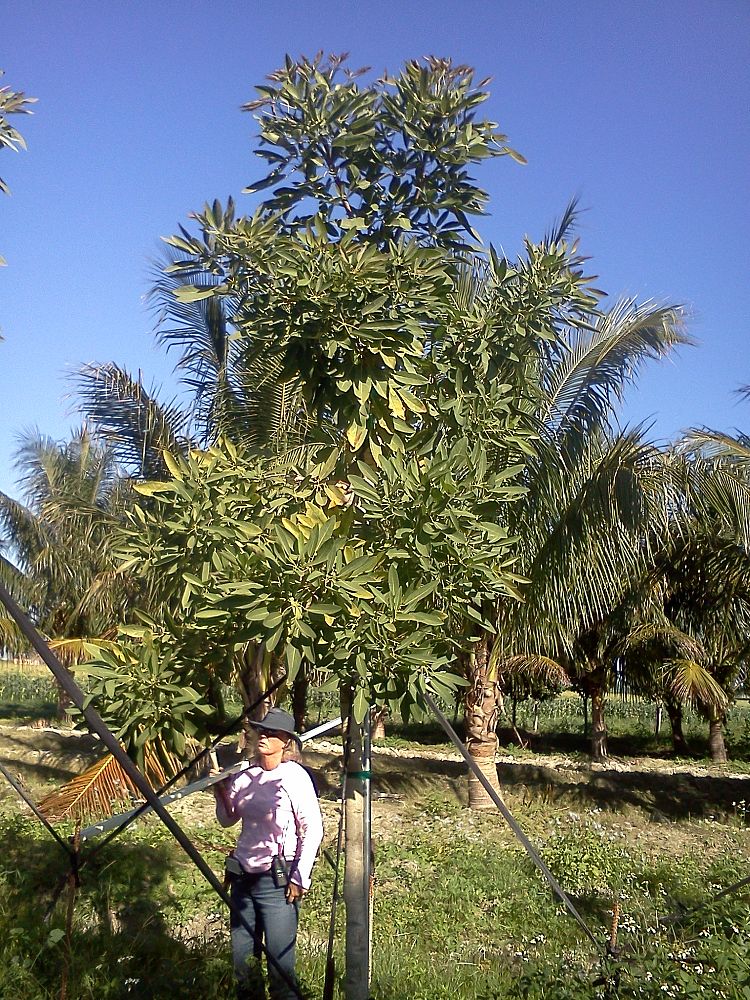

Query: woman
[214,707,323,1000]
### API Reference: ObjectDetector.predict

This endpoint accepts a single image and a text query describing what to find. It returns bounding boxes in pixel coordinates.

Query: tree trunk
[590,683,608,762]
[235,642,272,752]
[665,697,689,755]
[708,710,728,763]
[532,701,540,734]
[291,670,308,733]
[371,705,387,741]
[342,692,371,1000]
[463,636,503,810]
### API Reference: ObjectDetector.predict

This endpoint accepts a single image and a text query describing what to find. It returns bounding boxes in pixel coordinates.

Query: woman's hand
[286,883,304,904]
[211,771,231,804]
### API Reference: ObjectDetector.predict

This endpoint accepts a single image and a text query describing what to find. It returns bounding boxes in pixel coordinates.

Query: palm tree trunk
[708,709,727,763]
[665,697,689,755]
[464,636,503,810]
[371,706,387,740]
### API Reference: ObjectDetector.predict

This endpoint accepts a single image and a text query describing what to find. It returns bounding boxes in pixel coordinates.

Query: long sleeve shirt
[215,760,323,890]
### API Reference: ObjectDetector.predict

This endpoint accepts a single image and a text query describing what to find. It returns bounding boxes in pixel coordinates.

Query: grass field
[4,658,749,765]
[1,757,749,999]
[1,664,750,997]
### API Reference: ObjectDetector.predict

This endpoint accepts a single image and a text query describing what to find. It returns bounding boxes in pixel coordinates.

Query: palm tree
[491,428,668,763]
[76,207,310,478]
[655,446,750,761]
[478,211,689,771]
[0,427,134,680]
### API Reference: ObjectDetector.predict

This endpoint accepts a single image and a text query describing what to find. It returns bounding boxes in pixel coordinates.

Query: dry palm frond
[48,637,92,666]
[38,742,180,822]
[667,658,729,714]
[495,652,571,689]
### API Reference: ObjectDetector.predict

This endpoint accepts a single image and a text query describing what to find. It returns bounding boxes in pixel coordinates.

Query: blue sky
[1,0,748,500]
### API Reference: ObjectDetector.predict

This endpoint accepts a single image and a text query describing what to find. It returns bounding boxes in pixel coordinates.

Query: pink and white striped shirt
[215,760,323,890]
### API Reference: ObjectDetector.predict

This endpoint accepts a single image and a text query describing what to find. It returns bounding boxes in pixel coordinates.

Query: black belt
[226,864,272,881]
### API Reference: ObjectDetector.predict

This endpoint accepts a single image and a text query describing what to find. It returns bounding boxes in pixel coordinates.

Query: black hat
[248,707,298,740]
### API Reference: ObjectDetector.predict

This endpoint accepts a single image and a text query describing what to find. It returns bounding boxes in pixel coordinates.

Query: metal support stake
[424,691,600,950]
[363,705,373,988]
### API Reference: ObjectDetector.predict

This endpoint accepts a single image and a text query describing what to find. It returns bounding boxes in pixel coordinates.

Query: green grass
[1,791,750,998]
[2,668,750,994]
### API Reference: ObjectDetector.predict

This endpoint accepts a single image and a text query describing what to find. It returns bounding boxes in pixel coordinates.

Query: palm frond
[0,489,54,584]
[515,430,656,630]
[149,246,249,444]
[667,658,729,713]
[48,637,98,665]
[231,346,309,451]
[680,429,750,465]
[622,620,703,661]
[38,743,180,822]
[541,298,688,438]
[542,197,582,248]
[498,653,571,688]
[75,363,194,479]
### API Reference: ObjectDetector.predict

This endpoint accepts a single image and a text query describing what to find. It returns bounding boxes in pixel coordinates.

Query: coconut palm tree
[479,220,690,769]
[438,201,689,794]
[655,446,750,760]
[0,427,134,672]
[76,205,311,479]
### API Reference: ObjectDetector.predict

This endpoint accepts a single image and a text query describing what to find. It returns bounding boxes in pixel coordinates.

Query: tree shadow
[0,813,233,999]
[0,728,101,786]
[350,748,750,822]
[497,725,717,762]
[496,760,750,820]
[0,700,57,722]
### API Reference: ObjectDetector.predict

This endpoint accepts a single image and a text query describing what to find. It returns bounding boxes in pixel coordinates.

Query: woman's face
[257,729,289,758]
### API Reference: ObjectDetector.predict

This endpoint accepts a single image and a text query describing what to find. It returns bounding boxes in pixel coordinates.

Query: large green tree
[79,53,606,1000]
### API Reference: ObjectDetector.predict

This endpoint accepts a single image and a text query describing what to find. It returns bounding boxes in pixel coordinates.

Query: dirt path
[2,723,749,832]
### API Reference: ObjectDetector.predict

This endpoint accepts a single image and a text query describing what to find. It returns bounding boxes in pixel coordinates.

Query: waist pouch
[270,854,290,889]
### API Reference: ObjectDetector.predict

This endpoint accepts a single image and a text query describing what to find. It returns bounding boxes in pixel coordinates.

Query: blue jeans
[230,873,300,1000]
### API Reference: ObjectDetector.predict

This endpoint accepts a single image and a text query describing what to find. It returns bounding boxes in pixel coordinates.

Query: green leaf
[307,603,341,616]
